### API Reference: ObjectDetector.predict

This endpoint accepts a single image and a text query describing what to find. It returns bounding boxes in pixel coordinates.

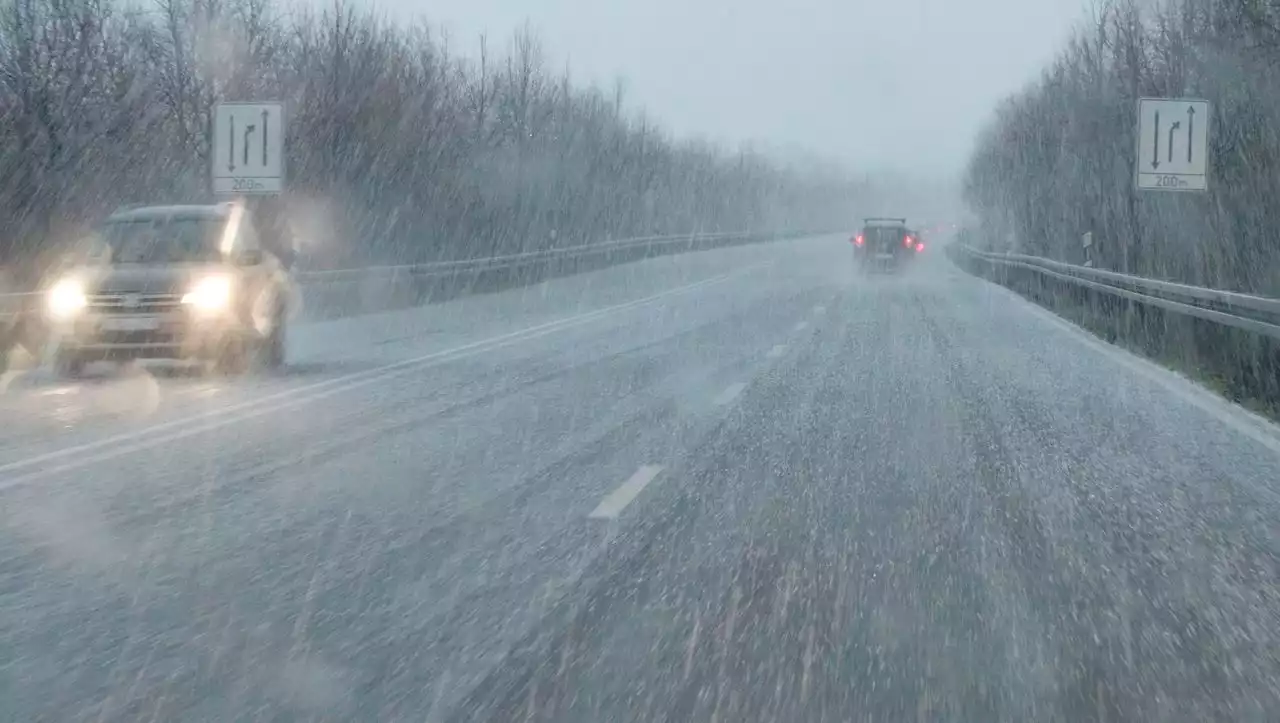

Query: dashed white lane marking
[794,321,809,332]
[767,344,787,359]
[713,382,747,407]
[813,305,826,315]
[588,465,664,519]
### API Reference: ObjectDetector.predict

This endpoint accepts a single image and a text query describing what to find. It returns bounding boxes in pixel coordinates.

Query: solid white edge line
[813,305,826,314]
[713,382,747,407]
[588,465,664,520]
[794,321,809,332]
[984,279,1280,458]
[0,263,771,488]
[767,344,787,359]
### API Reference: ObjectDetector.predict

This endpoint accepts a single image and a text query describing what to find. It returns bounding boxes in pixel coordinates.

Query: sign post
[1134,97,1210,193]
[1082,231,1094,268]
[211,102,285,196]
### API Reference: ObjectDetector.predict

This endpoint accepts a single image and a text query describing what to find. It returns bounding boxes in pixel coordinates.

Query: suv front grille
[87,292,183,314]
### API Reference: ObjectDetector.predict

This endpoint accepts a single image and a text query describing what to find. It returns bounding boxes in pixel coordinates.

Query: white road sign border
[212,101,286,196]
[1134,96,1211,193]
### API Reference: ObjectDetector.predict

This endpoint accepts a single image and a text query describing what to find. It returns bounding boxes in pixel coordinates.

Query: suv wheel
[214,337,249,375]
[261,305,287,371]
[55,349,86,379]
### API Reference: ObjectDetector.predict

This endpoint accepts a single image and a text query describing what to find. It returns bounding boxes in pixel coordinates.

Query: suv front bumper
[54,309,250,362]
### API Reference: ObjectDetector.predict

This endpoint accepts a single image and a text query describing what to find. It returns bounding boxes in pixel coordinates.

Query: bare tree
[0,0,861,269]
[966,0,1280,293]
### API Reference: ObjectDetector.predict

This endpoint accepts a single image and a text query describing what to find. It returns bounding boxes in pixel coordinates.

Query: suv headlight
[182,275,232,312]
[47,278,87,320]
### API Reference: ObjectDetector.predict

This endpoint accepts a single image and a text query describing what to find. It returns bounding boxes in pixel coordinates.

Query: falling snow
[3,0,1280,721]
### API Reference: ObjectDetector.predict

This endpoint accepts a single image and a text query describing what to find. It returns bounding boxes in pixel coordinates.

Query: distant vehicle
[44,202,294,377]
[851,217,923,273]
[908,228,926,254]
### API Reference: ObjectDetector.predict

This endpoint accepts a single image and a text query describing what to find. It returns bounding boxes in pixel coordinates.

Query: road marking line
[588,465,664,519]
[992,282,1280,458]
[767,344,787,359]
[0,264,771,490]
[813,305,826,315]
[713,382,747,406]
[794,321,809,332]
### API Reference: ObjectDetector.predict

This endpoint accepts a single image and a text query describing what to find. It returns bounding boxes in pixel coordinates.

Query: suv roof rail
[863,217,907,223]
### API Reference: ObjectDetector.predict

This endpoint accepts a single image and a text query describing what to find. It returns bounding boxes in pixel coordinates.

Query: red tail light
[915,242,925,252]
[854,234,864,246]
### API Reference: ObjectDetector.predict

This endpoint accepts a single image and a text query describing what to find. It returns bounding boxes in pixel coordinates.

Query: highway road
[2,234,1280,721]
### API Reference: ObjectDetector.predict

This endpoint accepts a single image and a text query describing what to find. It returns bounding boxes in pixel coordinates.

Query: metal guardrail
[0,228,797,368]
[2,228,794,330]
[297,230,755,281]
[2,230,765,296]
[952,245,1280,340]
[294,229,785,320]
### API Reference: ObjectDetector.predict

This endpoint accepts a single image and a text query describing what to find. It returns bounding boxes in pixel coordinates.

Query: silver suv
[45,202,294,377]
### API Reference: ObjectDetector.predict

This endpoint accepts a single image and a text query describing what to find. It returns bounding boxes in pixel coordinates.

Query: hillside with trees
[0,0,863,275]
[964,0,1280,295]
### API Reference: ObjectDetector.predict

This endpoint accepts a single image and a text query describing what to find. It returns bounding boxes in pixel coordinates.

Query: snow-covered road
[2,235,1280,721]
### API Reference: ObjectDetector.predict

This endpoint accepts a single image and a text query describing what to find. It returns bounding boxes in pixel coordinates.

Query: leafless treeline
[0,0,861,273]
[964,0,1280,294]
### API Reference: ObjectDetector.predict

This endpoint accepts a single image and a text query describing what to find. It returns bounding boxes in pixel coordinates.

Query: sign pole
[205,110,214,199]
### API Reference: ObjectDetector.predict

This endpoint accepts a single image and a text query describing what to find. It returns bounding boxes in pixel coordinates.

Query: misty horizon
[324,0,1093,181]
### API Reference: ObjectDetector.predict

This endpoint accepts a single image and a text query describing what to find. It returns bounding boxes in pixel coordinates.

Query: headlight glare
[47,279,87,319]
[182,276,232,311]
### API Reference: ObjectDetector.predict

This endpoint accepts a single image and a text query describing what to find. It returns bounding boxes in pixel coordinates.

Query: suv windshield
[91,216,226,264]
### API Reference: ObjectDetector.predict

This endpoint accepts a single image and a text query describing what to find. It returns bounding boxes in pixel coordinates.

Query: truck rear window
[861,227,907,246]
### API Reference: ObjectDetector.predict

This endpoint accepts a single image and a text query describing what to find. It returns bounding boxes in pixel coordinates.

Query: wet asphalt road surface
[1,236,1280,721]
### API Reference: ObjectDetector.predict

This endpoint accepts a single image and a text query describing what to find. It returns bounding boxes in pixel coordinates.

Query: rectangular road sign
[212,102,285,195]
[1135,97,1210,192]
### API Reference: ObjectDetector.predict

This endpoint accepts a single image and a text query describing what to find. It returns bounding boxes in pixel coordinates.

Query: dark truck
[851,217,923,273]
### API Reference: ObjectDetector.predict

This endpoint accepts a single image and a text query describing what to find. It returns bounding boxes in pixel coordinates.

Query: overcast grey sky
[348,0,1090,180]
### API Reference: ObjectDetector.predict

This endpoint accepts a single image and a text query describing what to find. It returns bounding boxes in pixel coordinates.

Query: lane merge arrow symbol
[243,122,256,167]
[1135,99,1210,192]
[1152,110,1160,169]
[213,102,285,195]
[1187,105,1195,163]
